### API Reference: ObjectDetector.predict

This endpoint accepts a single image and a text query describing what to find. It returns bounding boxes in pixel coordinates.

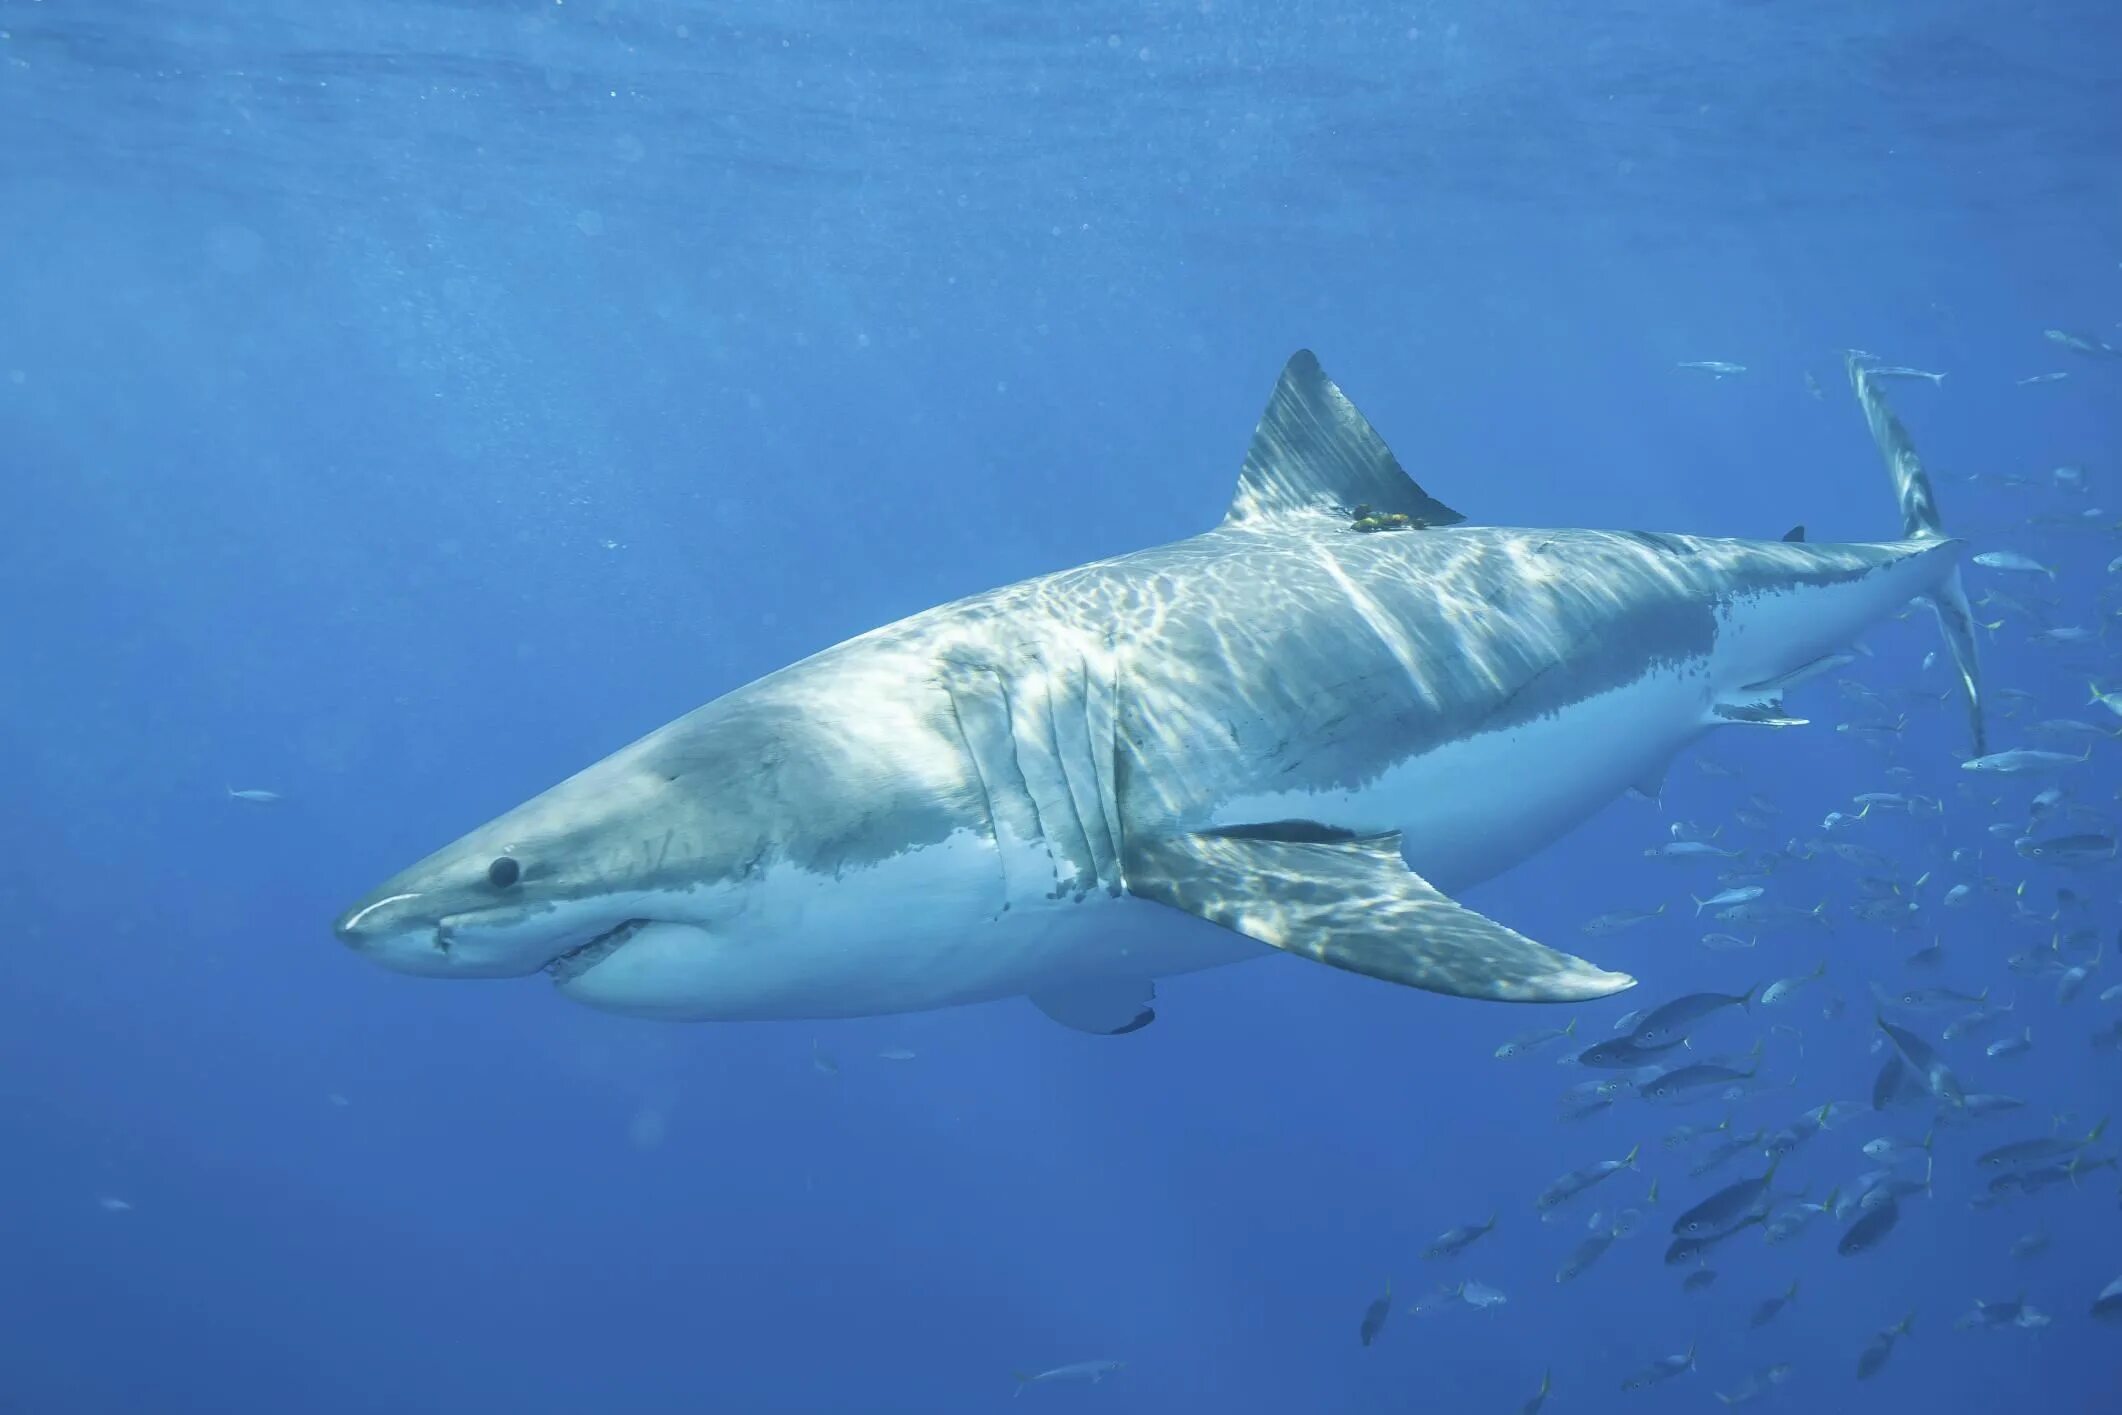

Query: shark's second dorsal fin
[1222,351,1465,528]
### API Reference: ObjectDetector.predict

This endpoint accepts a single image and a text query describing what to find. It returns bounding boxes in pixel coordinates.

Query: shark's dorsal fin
[1223,351,1465,527]
[1782,524,1806,543]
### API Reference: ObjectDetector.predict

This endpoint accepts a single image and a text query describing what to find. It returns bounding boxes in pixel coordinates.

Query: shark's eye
[487,856,522,889]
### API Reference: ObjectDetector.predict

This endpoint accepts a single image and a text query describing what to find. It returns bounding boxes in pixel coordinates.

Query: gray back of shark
[334,350,1981,1033]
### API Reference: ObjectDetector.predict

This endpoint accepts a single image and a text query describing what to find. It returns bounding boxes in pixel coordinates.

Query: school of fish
[1352,335,2122,1404]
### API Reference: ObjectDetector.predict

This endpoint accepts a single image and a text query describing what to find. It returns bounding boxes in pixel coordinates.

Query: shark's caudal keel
[334,350,1980,1032]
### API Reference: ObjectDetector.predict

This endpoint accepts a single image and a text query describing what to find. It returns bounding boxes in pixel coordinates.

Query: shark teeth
[545,918,650,984]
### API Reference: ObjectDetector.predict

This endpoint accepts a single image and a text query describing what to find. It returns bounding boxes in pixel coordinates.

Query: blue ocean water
[4,2,2119,1411]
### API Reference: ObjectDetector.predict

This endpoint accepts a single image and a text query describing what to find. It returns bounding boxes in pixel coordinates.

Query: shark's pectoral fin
[1121,828,1634,1003]
[1028,979,1157,1035]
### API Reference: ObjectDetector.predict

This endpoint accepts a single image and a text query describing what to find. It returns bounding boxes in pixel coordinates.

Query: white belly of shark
[1212,663,1710,895]
[550,830,1259,1022]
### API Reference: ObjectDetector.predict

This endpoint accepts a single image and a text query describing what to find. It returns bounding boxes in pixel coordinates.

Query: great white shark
[334,351,1982,1034]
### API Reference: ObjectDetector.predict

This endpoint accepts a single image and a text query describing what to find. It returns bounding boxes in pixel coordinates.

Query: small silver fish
[1887,984,1988,1011]
[1750,1280,1800,1328]
[1582,905,1668,936]
[2045,327,2122,358]
[1647,840,1741,860]
[2016,833,2117,866]
[1714,1362,1795,1406]
[1693,886,1764,916]
[2057,948,2102,1006]
[1955,1295,2051,1331]
[1496,1018,1577,1059]
[1661,1119,1724,1149]
[1456,1279,1508,1310]
[1762,962,1829,1005]
[2030,716,2112,739]
[1962,746,2090,776]
[1856,1312,1914,1379]
[1535,1146,1641,1210]
[1423,1213,1499,1260]
[1764,1192,1837,1244]
[1620,1345,1696,1391]
[1861,1129,1933,1165]
[1971,550,2055,578]
[1629,987,1756,1047]
[1014,1359,1125,1392]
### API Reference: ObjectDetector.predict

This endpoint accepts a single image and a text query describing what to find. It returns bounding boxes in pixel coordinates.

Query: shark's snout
[330,890,469,977]
[332,851,691,982]
[333,891,424,949]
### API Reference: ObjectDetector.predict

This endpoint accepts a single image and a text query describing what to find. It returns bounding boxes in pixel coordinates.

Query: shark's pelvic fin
[1121,828,1634,1003]
[1847,353,1986,755]
[1029,979,1157,1035]
[1222,350,1465,528]
[1628,758,1671,803]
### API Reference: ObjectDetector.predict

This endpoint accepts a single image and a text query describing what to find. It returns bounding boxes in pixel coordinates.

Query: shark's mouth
[545,918,651,985]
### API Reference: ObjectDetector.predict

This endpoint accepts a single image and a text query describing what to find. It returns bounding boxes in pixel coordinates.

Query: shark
[334,350,1982,1034]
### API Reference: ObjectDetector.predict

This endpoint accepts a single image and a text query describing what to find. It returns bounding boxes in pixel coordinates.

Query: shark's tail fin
[1846,353,1986,756]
